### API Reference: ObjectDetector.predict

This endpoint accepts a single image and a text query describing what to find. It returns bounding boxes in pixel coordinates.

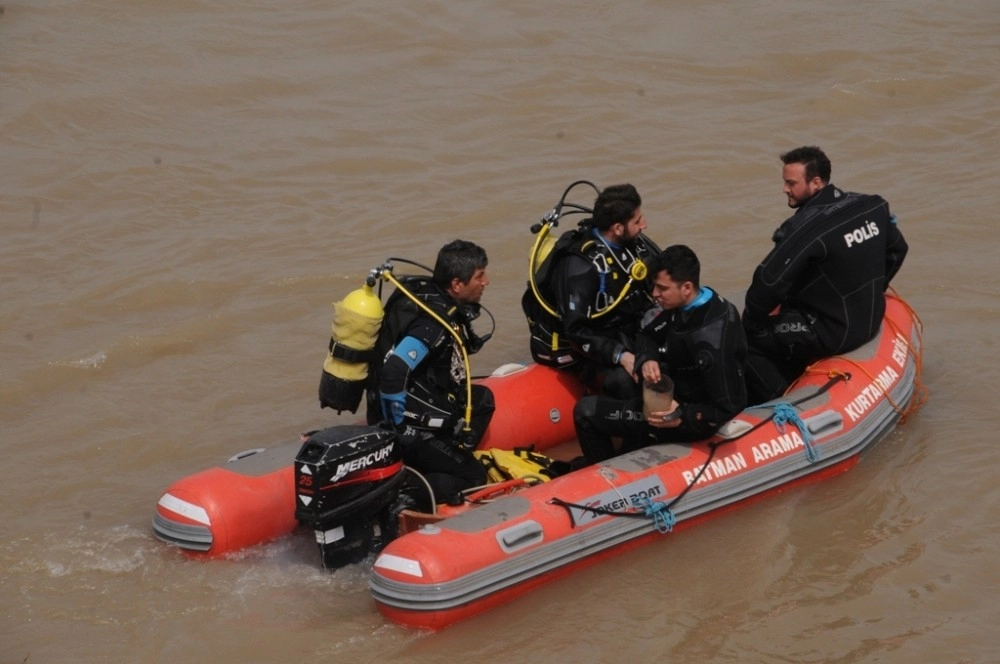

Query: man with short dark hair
[742,146,909,403]
[523,183,659,398]
[368,239,494,504]
[574,245,748,464]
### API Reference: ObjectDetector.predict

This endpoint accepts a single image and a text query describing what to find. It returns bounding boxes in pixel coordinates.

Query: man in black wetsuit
[574,245,748,464]
[742,146,909,403]
[367,240,494,505]
[523,183,659,399]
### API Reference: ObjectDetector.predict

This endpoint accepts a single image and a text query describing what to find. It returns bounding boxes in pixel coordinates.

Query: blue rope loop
[635,495,676,534]
[771,401,821,463]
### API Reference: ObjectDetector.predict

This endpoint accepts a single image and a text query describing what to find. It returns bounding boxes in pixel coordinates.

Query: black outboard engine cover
[294,424,406,569]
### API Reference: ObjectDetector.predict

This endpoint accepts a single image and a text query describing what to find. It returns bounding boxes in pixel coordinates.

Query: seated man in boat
[367,239,494,506]
[742,146,909,403]
[522,183,660,399]
[573,245,748,464]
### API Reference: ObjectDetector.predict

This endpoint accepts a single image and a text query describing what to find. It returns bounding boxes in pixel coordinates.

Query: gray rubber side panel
[438,496,534,534]
[223,440,301,477]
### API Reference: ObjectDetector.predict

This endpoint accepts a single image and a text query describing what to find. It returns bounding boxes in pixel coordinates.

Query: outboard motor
[294,425,407,569]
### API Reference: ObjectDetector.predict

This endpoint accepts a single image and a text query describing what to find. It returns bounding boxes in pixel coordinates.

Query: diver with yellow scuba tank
[320,240,496,509]
[300,241,571,566]
[522,181,661,399]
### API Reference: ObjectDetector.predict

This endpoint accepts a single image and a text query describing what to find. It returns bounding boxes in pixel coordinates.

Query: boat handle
[227,448,266,463]
[804,410,843,437]
[496,520,544,553]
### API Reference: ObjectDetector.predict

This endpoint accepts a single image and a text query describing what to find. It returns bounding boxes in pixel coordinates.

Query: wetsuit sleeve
[379,335,429,423]
[633,309,666,372]
[379,309,449,419]
[553,254,625,364]
[884,210,908,287]
[742,222,824,332]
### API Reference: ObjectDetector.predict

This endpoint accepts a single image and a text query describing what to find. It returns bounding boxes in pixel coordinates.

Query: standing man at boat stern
[742,146,909,403]
[574,245,748,464]
[367,240,494,507]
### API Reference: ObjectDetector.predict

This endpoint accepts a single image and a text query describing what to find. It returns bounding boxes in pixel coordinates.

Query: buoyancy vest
[523,223,659,367]
[364,276,474,427]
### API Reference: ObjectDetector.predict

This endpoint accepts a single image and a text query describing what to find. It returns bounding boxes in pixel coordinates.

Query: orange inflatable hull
[369,294,925,630]
[153,363,586,557]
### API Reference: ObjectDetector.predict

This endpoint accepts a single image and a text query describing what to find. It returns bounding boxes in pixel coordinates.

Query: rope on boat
[801,290,928,422]
[636,495,677,533]
[548,373,844,529]
[403,466,438,515]
[770,402,821,463]
[547,292,930,530]
[547,496,676,534]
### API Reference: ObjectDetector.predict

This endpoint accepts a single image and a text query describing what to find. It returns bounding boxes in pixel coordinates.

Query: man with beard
[523,183,660,399]
[742,146,909,403]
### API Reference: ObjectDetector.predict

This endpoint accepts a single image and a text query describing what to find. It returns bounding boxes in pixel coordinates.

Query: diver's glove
[379,391,407,426]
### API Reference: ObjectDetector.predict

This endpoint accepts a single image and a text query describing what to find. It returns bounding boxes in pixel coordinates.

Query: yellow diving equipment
[474,447,563,484]
[318,281,384,413]
[525,180,647,322]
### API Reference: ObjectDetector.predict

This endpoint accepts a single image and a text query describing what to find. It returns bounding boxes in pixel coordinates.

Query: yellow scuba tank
[533,233,558,272]
[318,281,384,413]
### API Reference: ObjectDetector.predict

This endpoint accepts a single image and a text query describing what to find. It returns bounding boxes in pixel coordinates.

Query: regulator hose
[377,265,476,433]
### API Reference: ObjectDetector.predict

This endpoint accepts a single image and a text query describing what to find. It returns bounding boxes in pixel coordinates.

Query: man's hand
[619,351,636,379]
[646,401,681,429]
[640,359,662,384]
[379,391,407,426]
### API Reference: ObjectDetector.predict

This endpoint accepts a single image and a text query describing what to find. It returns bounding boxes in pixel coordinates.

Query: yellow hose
[380,270,474,431]
[527,222,560,318]
[527,222,645,320]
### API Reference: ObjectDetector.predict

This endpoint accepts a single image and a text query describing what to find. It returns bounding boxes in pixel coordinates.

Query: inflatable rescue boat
[153,293,924,632]
[152,361,585,556]
[368,292,925,629]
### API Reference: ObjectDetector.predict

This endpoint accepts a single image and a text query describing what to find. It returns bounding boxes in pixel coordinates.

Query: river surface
[2,1,999,662]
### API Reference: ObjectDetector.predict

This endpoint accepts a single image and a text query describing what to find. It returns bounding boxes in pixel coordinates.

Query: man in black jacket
[574,245,748,464]
[742,146,909,403]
